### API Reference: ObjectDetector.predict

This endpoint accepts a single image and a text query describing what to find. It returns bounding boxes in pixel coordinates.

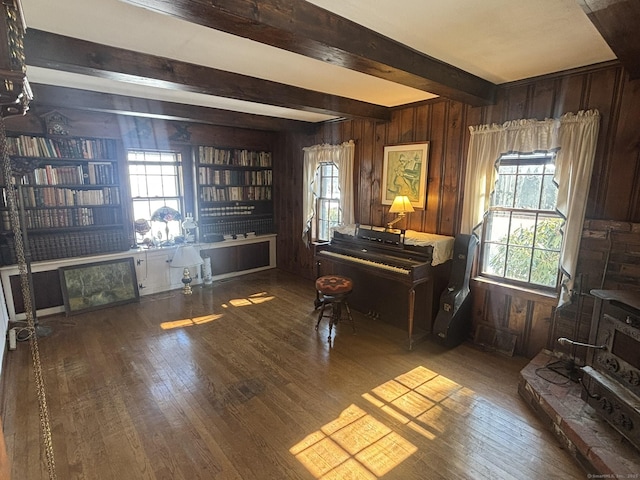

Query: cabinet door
[207,246,238,275]
[140,250,171,293]
[237,242,269,271]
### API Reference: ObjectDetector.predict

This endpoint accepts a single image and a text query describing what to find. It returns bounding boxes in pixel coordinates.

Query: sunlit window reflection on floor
[160,313,224,330]
[226,291,275,307]
[290,366,478,478]
[290,404,416,478]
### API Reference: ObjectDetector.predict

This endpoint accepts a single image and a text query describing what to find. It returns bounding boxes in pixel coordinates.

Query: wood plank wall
[553,219,640,364]
[3,61,639,359]
[274,60,640,357]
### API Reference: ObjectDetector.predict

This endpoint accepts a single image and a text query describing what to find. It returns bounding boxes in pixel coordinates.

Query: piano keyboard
[318,250,410,275]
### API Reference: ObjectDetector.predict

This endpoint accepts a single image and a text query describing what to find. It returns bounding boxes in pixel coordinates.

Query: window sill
[471,277,558,306]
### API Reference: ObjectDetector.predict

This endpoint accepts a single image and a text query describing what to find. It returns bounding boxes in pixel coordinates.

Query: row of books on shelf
[200,204,256,217]
[198,146,272,167]
[200,186,272,202]
[0,229,128,265]
[201,217,274,237]
[7,135,117,159]
[13,163,116,186]
[1,207,121,230]
[198,167,272,186]
[5,186,121,208]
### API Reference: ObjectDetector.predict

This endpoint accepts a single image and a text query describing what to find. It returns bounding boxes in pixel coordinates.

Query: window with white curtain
[480,153,562,289]
[461,110,600,306]
[302,141,355,246]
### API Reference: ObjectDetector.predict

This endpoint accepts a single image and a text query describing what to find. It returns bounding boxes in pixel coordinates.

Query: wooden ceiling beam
[122,0,497,106]
[29,83,317,132]
[577,0,640,79]
[24,29,390,122]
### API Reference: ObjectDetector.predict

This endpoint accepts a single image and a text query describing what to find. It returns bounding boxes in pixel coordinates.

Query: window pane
[485,210,511,244]
[133,175,148,197]
[508,213,537,247]
[540,174,557,210]
[493,173,516,207]
[321,163,334,176]
[535,214,563,250]
[161,164,177,176]
[514,173,542,209]
[162,176,178,197]
[128,164,144,175]
[128,151,144,162]
[505,246,532,282]
[133,200,151,220]
[146,164,162,176]
[482,242,505,277]
[531,249,560,287]
[144,152,162,163]
[129,176,140,197]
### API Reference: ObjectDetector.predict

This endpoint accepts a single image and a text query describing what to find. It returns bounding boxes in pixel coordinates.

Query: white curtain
[460,110,600,307]
[301,140,355,246]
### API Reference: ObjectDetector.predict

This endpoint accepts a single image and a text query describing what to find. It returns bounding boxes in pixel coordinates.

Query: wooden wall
[5,60,640,359]
[274,60,640,357]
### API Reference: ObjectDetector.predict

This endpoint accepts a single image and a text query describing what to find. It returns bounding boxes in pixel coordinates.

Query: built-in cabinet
[196,145,274,242]
[0,234,277,321]
[0,134,129,265]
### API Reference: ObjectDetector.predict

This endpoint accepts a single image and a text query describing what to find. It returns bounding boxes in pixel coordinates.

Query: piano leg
[408,288,415,350]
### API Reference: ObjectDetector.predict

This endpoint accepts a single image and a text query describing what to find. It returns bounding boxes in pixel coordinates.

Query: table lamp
[387,195,414,229]
[151,206,182,244]
[171,245,203,294]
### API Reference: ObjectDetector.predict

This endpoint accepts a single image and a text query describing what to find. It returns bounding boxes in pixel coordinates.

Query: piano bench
[314,275,356,341]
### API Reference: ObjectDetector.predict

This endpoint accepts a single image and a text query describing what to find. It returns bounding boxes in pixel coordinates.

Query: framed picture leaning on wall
[59,257,139,315]
[381,142,429,209]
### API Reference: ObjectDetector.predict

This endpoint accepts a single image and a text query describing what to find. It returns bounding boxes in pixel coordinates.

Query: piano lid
[332,224,455,266]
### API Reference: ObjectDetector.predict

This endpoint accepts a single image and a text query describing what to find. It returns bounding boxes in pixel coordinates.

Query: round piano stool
[314,275,356,342]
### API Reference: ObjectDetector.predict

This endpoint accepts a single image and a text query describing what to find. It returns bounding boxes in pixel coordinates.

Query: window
[480,153,562,289]
[128,150,183,240]
[315,162,341,241]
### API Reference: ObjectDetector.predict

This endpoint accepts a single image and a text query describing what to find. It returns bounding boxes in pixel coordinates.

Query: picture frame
[381,142,429,209]
[59,257,140,316]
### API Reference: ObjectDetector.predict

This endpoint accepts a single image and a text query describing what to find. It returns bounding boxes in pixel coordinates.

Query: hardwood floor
[1,269,585,479]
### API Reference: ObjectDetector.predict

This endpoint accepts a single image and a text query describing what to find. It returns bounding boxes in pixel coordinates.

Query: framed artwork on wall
[381,142,429,209]
[59,257,139,315]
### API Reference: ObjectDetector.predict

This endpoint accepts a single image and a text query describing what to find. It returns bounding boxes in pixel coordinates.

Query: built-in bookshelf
[196,145,274,241]
[0,134,129,264]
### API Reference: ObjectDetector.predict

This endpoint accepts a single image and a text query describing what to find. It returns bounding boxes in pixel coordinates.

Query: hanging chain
[0,120,57,480]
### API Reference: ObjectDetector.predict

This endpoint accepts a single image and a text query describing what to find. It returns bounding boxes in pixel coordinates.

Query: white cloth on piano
[332,224,455,266]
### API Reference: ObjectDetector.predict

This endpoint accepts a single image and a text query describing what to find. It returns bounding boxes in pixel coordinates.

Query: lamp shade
[388,195,415,214]
[151,206,182,223]
[171,245,203,268]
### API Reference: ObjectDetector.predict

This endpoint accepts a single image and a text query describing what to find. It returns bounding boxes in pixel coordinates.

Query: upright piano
[314,224,454,349]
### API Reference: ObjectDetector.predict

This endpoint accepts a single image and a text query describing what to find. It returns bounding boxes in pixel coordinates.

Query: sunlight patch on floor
[290,404,416,479]
[290,365,478,478]
[160,313,224,330]
[224,291,275,307]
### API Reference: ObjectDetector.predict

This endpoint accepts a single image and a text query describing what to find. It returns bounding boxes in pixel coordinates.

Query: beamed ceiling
[17,0,640,131]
